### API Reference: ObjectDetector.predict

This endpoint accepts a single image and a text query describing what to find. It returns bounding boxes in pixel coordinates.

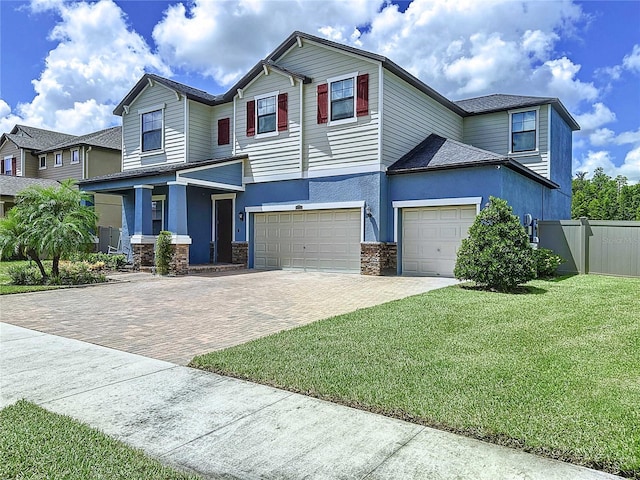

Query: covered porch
[80,157,248,274]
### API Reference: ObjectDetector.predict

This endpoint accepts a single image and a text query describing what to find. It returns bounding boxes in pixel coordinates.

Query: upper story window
[3,156,13,176]
[39,155,46,169]
[71,149,80,164]
[54,152,63,167]
[330,78,354,121]
[510,109,537,153]
[142,109,163,152]
[318,72,368,125]
[257,95,276,134]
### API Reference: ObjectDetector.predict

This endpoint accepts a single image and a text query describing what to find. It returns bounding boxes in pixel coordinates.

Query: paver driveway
[1,270,457,364]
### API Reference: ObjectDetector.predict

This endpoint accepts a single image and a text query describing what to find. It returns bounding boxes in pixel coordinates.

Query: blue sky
[1,0,638,182]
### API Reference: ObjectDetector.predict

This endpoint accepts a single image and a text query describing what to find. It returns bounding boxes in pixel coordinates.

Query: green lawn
[191,275,640,477]
[0,400,200,480]
[0,260,62,295]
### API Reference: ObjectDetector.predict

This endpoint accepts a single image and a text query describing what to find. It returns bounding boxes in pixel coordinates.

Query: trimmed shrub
[67,252,127,270]
[533,248,565,278]
[53,261,106,285]
[155,231,173,275]
[8,264,43,285]
[454,197,536,292]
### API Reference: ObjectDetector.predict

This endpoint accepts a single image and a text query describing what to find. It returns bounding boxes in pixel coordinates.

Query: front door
[216,199,233,263]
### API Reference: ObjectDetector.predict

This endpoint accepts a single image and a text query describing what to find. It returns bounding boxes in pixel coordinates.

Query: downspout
[85,146,91,179]
[299,78,304,177]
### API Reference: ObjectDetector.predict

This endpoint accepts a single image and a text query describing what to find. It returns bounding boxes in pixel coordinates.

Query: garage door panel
[254,208,361,273]
[402,205,476,277]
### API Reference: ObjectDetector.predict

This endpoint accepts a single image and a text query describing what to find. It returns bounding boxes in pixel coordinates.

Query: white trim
[54,151,63,167]
[82,146,86,179]
[245,200,364,213]
[232,96,237,156]
[392,197,483,257]
[211,193,237,251]
[508,106,540,155]
[327,71,358,126]
[39,154,46,170]
[184,97,189,163]
[70,148,80,164]
[179,177,244,191]
[378,63,384,166]
[134,184,154,190]
[138,103,166,115]
[254,90,280,138]
[299,79,304,176]
[170,234,192,245]
[547,104,552,177]
[130,234,156,244]
[242,163,385,184]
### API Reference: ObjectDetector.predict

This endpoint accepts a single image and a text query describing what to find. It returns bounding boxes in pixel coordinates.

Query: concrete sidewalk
[1,322,621,480]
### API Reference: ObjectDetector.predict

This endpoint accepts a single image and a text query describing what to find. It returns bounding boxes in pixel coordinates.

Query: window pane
[142,110,162,133]
[513,131,536,152]
[143,130,161,151]
[331,98,354,121]
[331,79,353,100]
[258,113,276,134]
[257,97,275,115]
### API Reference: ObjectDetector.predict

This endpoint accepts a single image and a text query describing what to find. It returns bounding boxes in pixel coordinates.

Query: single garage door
[402,205,476,277]
[254,209,361,273]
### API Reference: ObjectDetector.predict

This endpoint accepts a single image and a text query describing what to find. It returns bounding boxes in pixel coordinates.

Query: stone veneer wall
[360,242,397,276]
[132,243,154,271]
[169,244,190,276]
[232,241,248,266]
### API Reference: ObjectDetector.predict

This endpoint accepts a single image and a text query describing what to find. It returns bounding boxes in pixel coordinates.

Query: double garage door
[254,209,361,273]
[402,205,476,277]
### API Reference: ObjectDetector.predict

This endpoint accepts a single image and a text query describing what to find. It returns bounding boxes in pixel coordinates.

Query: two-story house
[80,31,579,276]
[0,125,123,231]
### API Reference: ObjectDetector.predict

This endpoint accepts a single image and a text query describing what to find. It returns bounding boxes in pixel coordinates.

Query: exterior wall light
[238,211,244,222]
[365,205,372,217]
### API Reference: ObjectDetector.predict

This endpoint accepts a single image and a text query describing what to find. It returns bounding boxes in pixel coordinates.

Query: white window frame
[39,155,47,170]
[508,107,540,155]
[327,72,358,126]
[139,103,165,156]
[152,194,166,234]
[54,151,63,167]
[70,148,80,164]
[254,91,279,139]
[3,156,12,175]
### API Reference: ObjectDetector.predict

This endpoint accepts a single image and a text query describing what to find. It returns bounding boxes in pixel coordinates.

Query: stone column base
[361,242,398,276]
[169,244,190,276]
[132,243,154,271]
[232,241,248,266]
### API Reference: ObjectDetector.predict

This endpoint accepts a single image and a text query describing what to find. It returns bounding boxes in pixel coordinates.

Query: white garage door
[402,205,476,277]
[254,209,361,273]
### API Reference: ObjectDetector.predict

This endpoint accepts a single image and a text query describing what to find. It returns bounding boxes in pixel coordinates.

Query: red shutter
[356,74,369,117]
[1,159,4,175]
[218,118,230,145]
[277,93,288,131]
[11,158,17,176]
[246,100,255,137]
[317,84,328,124]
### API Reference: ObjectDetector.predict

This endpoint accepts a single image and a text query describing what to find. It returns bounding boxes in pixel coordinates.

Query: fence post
[579,217,589,274]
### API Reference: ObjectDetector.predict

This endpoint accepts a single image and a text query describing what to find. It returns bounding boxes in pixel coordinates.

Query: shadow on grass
[459,284,548,295]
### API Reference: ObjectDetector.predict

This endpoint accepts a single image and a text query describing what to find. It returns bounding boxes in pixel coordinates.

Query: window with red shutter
[246,100,255,137]
[317,84,328,124]
[277,93,288,131]
[356,74,369,117]
[11,158,17,176]
[218,118,230,145]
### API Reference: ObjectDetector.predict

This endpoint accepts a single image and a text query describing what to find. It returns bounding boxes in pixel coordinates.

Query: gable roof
[113,74,222,115]
[2,125,76,152]
[40,126,122,153]
[0,176,60,197]
[455,94,580,130]
[387,133,559,189]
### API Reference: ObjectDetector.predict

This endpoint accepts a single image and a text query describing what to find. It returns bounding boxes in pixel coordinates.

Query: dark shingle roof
[455,94,580,130]
[2,125,76,151]
[41,126,122,152]
[387,133,558,188]
[0,176,60,197]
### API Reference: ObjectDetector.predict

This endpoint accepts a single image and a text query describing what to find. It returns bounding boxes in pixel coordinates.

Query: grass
[0,260,62,295]
[191,275,640,478]
[0,400,200,480]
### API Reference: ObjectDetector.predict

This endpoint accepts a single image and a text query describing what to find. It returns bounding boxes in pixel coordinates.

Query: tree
[454,196,535,292]
[571,168,640,221]
[0,208,48,279]
[0,180,98,279]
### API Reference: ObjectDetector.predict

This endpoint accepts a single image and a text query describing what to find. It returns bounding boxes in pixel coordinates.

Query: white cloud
[622,44,640,73]
[1,0,169,135]
[574,103,616,131]
[590,127,640,146]
[573,149,640,184]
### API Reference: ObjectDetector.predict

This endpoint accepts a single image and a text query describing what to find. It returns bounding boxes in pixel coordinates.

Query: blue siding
[180,162,243,187]
[187,186,213,264]
[546,107,573,219]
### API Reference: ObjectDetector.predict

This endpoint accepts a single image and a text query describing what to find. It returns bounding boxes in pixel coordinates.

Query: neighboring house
[0,125,122,230]
[80,31,579,276]
[0,176,60,217]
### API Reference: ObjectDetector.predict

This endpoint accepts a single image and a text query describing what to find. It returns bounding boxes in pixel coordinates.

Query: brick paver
[1,270,457,364]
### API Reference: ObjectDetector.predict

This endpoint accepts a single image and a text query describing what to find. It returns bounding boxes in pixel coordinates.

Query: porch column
[130,184,154,271]
[133,184,153,235]
[167,181,188,235]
